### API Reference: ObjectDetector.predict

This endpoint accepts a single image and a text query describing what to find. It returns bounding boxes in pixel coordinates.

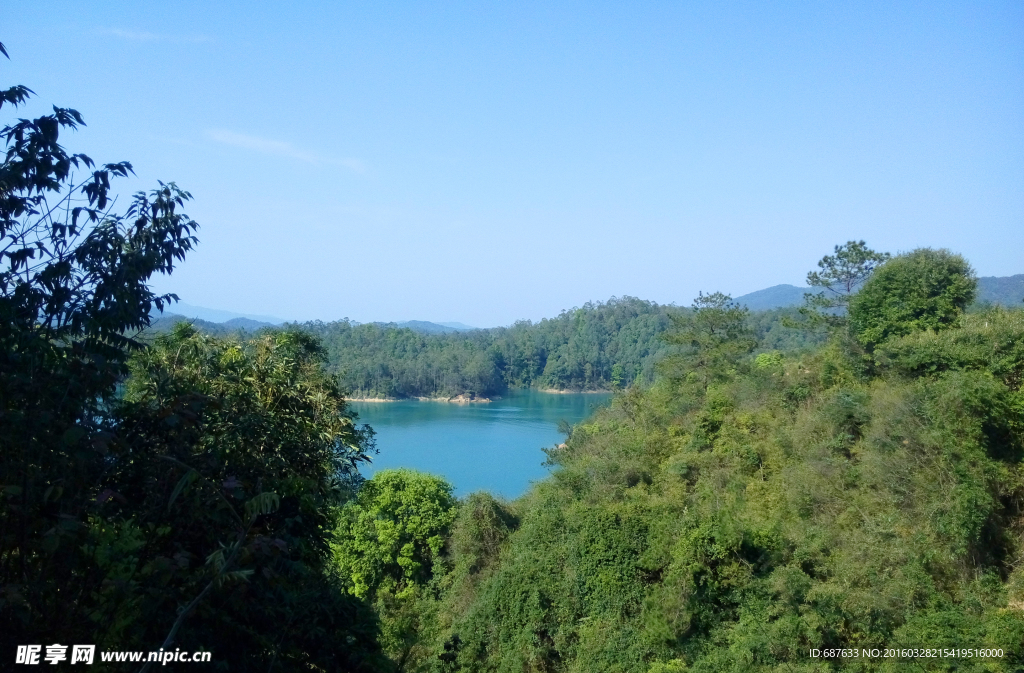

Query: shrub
[849,248,977,349]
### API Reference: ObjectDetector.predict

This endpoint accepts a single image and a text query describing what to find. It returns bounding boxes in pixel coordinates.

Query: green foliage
[302,297,675,398]
[446,493,518,592]
[0,59,195,654]
[662,292,757,392]
[849,248,978,349]
[105,325,383,668]
[802,240,891,328]
[0,57,386,670]
[400,295,1024,671]
[753,351,783,370]
[287,299,821,400]
[749,307,826,352]
[336,470,459,670]
[337,469,458,601]
[876,307,1024,390]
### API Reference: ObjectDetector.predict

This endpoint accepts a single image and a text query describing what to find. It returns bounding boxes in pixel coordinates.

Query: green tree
[662,292,757,391]
[115,325,382,670]
[0,47,386,670]
[611,363,625,389]
[875,306,1024,391]
[801,240,890,327]
[0,44,197,653]
[336,469,458,671]
[849,247,977,349]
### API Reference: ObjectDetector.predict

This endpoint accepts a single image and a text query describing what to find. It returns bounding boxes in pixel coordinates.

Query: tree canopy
[661,292,757,392]
[801,240,890,328]
[1,56,198,652]
[0,49,385,670]
[340,245,1024,673]
[849,247,977,349]
[336,469,458,670]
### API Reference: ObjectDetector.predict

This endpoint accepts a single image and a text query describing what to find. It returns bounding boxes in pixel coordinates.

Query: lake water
[350,390,612,498]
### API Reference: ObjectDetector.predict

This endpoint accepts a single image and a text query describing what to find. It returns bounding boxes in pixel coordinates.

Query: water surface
[350,390,612,498]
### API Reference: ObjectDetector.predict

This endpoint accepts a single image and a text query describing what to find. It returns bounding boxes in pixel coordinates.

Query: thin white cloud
[147,134,198,148]
[207,129,364,172]
[105,28,161,41]
[101,28,213,43]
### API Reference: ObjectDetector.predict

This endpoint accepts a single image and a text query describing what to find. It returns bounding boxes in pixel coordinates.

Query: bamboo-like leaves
[215,569,254,587]
[244,491,280,521]
[167,469,199,512]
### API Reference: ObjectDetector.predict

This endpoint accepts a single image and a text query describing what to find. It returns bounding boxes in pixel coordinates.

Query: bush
[849,248,977,349]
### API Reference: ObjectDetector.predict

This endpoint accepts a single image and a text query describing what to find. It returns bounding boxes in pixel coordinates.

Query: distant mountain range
[977,275,1024,306]
[733,285,810,311]
[159,302,288,325]
[388,321,477,334]
[151,308,479,336]
[734,275,1024,311]
[153,301,480,334]
[155,275,1023,334]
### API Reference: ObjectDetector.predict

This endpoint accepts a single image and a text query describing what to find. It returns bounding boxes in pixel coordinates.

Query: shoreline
[346,395,493,404]
[348,388,611,403]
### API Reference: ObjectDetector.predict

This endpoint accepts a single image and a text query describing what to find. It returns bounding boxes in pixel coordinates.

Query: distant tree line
[293,300,821,399]
[151,300,823,400]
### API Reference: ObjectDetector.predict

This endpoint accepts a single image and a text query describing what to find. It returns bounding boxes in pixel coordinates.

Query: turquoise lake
[350,390,612,498]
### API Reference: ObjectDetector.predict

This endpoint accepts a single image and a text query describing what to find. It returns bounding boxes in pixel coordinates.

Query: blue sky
[6,1,1022,326]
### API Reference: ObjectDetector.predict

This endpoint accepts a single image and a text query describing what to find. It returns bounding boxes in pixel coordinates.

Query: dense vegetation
[976,275,1024,308]
[291,302,816,400]
[0,58,386,670]
[302,297,673,398]
[337,244,1024,672]
[6,45,1024,673]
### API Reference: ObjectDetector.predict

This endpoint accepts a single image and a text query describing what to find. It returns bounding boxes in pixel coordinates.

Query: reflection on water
[349,390,612,498]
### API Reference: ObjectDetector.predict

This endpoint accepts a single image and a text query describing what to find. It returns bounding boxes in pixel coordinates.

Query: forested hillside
[978,275,1024,307]
[302,297,672,397]
[145,295,818,399]
[296,300,817,399]
[149,275,1021,401]
[336,245,1024,672]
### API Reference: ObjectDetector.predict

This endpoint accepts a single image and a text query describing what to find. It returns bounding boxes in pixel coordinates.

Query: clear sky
[6,1,1022,326]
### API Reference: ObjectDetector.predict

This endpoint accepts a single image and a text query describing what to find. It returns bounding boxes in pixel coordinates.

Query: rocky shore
[345,393,491,403]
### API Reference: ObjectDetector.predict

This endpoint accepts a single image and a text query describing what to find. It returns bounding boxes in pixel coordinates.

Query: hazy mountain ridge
[146,314,276,336]
[391,320,477,334]
[157,302,288,325]
[978,274,1024,306]
[157,274,1023,332]
[733,284,810,310]
[734,274,1024,310]
[146,314,478,339]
